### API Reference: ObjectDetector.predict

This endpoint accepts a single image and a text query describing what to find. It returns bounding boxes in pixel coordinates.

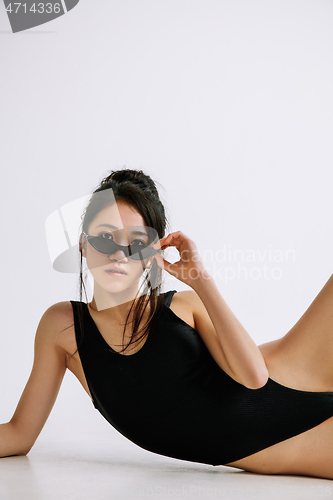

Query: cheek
[85,248,109,270]
[132,260,147,275]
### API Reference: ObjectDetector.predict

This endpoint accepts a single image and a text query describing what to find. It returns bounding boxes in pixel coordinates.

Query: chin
[103,278,141,294]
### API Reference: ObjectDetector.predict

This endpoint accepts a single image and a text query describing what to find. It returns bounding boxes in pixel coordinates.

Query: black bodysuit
[70,290,333,466]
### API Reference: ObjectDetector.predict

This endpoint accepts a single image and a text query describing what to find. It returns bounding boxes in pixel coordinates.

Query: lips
[105,267,127,275]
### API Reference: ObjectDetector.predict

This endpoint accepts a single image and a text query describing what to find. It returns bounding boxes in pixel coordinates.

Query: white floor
[1,430,332,500]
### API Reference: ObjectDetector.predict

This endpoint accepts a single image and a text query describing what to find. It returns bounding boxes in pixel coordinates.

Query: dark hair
[66,168,169,361]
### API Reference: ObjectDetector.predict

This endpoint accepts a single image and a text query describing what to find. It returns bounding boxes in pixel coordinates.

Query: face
[81,201,153,296]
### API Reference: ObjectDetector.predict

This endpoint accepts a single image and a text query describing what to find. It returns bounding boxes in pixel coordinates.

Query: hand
[152,231,211,287]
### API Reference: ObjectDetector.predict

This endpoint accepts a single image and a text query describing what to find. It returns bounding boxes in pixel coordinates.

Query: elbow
[21,447,32,456]
[11,449,30,457]
[11,444,32,456]
[21,441,35,455]
[16,438,35,456]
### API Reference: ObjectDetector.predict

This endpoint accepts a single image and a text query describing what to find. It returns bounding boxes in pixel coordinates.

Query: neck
[88,283,148,321]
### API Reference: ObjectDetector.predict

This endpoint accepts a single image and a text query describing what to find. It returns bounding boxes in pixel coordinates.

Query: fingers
[153,231,187,251]
[152,251,172,272]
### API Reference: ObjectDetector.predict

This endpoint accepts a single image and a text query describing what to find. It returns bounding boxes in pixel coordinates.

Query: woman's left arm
[153,231,269,390]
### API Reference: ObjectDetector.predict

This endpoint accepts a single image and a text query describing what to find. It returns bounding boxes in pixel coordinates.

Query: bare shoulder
[171,290,205,314]
[37,301,75,358]
[169,290,231,374]
[167,290,200,329]
[173,289,220,336]
[39,301,74,334]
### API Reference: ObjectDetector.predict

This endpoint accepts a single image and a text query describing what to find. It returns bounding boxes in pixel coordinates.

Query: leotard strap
[164,290,177,308]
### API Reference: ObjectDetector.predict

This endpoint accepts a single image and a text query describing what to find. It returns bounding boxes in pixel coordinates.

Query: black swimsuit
[70,290,333,466]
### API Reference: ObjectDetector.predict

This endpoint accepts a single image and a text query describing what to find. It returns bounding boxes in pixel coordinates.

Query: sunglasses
[82,231,161,261]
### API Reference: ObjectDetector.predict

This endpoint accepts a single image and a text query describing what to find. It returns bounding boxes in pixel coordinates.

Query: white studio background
[0,0,332,452]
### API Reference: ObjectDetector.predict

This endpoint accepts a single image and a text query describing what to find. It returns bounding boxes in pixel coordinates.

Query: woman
[2,169,333,479]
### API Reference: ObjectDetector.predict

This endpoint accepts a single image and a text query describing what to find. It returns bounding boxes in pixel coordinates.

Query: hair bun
[100,168,160,199]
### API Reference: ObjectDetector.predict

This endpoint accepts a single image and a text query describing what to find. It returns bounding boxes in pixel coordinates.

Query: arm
[0,302,68,457]
[189,280,268,389]
[153,231,269,390]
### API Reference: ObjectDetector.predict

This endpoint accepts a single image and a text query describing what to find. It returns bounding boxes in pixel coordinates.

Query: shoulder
[38,301,74,333]
[170,291,229,374]
[170,289,204,312]
[166,290,200,329]
[36,301,76,356]
[170,289,215,330]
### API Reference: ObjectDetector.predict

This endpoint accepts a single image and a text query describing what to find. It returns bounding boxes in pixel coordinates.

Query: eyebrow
[95,223,148,236]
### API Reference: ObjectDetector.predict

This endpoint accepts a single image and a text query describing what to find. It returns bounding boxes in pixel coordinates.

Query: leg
[259,273,333,392]
[225,415,333,479]
[224,274,333,478]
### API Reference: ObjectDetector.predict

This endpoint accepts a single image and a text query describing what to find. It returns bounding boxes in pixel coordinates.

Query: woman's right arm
[154,231,269,389]
[0,302,69,457]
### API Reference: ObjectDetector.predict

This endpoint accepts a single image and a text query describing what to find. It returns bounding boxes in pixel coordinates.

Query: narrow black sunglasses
[82,231,161,261]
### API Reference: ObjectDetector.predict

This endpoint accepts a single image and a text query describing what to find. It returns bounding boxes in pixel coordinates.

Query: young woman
[1,168,333,480]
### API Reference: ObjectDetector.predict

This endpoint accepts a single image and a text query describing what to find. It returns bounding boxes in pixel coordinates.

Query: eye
[131,239,146,246]
[98,232,113,240]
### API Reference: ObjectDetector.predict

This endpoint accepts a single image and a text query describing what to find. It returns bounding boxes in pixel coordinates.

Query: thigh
[224,275,333,478]
[259,274,333,392]
[224,415,333,479]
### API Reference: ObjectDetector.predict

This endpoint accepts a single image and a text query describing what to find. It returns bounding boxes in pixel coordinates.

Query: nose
[109,247,129,262]
[108,230,130,260]
[112,229,130,247]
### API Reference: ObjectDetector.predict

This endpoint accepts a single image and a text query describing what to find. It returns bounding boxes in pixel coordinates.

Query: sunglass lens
[129,245,156,260]
[87,236,157,260]
[89,236,117,254]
